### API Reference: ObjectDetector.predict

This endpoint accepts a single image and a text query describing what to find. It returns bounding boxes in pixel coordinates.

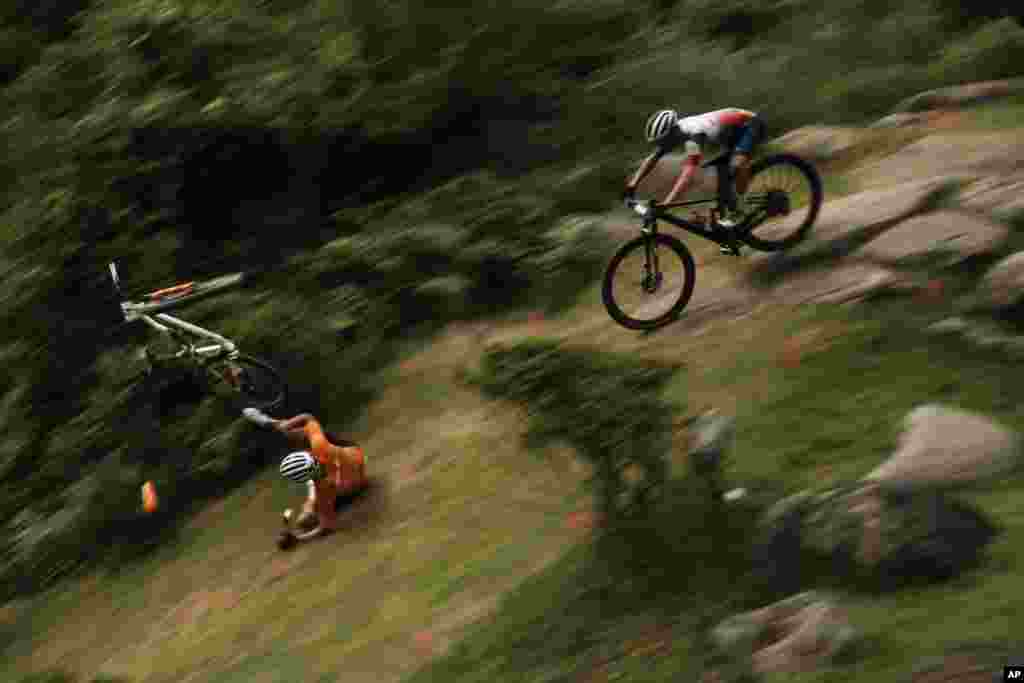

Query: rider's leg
[717,156,737,213]
[733,116,765,198]
[732,153,752,195]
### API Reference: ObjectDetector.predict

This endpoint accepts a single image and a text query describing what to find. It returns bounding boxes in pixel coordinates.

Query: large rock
[859,210,1008,266]
[771,126,869,163]
[712,592,860,675]
[865,404,1021,489]
[958,172,1024,216]
[747,176,967,276]
[765,263,910,305]
[892,79,1024,113]
[755,481,1000,592]
[978,252,1024,310]
[850,131,1024,190]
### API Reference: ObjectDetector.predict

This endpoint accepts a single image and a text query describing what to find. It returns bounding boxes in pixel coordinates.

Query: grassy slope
[5,99,1024,683]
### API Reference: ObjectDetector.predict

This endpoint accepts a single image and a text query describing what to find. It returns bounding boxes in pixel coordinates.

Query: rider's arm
[290,481,324,541]
[275,413,315,432]
[626,148,667,192]
[663,137,704,204]
[294,481,338,541]
[663,157,700,204]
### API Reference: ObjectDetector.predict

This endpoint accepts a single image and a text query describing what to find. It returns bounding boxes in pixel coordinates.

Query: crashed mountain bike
[602,152,823,330]
[108,261,287,411]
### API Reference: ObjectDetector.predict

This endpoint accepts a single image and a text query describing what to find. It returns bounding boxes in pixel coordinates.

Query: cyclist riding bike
[624,108,767,254]
[243,408,368,545]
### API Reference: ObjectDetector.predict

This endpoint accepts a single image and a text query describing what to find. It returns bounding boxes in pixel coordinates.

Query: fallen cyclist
[243,408,369,549]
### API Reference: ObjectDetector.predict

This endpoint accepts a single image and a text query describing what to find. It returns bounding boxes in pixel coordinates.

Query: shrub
[471,340,682,524]
[929,18,1024,85]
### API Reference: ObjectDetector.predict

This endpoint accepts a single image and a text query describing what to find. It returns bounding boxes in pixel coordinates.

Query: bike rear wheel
[602,233,696,330]
[205,354,286,411]
[739,154,823,252]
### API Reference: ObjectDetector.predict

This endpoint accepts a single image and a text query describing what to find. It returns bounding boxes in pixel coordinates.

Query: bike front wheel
[205,354,286,411]
[602,233,696,330]
[739,154,823,252]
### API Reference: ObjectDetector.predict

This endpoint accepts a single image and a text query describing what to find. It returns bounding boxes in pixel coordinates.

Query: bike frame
[110,262,239,361]
[633,151,753,248]
[639,197,735,249]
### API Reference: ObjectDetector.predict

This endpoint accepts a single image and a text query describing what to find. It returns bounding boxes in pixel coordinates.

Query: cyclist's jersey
[663,108,758,163]
[303,418,367,529]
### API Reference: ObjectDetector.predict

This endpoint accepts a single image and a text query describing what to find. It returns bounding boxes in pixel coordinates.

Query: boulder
[688,410,735,475]
[765,263,908,305]
[865,404,1021,489]
[755,481,1000,592]
[958,172,1024,216]
[892,79,1024,114]
[712,591,860,675]
[753,491,814,596]
[977,252,1024,310]
[850,131,1024,191]
[859,210,1008,266]
[746,176,968,278]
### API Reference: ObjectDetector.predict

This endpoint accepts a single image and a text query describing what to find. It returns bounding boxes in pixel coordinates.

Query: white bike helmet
[280,451,322,483]
[645,109,679,143]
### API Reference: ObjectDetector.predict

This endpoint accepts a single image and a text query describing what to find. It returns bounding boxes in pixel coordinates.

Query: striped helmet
[645,109,678,143]
[280,451,322,483]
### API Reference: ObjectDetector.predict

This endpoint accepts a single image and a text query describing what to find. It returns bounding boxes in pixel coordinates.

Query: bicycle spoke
[610,242,688,323]
[745,162,815,240]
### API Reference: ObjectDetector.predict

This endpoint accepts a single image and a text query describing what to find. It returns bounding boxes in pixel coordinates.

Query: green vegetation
[471,340,682,523]
[411,300,1024,683]
[2,0,1024,675]
[15,675,128,683]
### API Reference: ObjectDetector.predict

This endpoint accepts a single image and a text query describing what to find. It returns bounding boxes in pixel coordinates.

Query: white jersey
[675,108,757,159]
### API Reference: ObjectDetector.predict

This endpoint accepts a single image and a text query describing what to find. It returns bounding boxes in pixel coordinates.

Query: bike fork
[641,221,661,292]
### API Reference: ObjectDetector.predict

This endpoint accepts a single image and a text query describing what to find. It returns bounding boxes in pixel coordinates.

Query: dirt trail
[6,350,596,683]
[7,121,1024,683]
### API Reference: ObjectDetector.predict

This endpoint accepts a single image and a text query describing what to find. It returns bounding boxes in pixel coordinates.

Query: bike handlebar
[624,198,658,217]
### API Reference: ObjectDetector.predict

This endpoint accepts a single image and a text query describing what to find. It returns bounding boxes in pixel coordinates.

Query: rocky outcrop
[977,252,1024,310]
[712,592,860,675]
[771,126,870,163]
[851,131,1024,190]
[958,172,1024,216]
[859,210,1007,266]
[754,481,999,592]
[765,263,909,304]
[865,404,1021,489]
[892,79,1024,113]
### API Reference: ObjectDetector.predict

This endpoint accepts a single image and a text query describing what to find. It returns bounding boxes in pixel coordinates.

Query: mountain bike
[108,261,287,411]
[602,152,823,330]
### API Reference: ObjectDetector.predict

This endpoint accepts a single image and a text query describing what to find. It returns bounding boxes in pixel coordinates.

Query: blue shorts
[728,116,766,156]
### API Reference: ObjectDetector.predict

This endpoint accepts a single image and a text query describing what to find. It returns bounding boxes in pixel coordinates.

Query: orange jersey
[303,418,367,529]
